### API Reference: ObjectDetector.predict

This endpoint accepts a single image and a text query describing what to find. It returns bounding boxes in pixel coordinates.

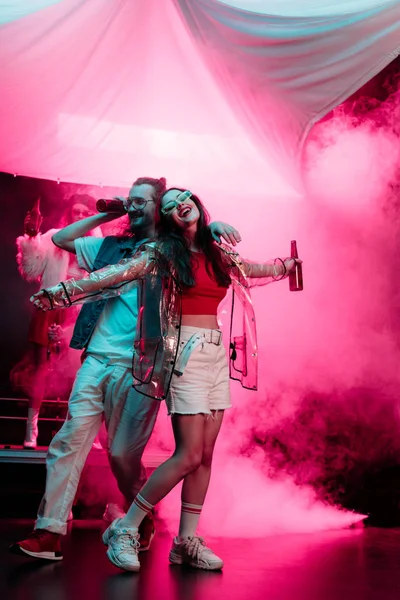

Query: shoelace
[183,536,206,561]
[114,531,140,554]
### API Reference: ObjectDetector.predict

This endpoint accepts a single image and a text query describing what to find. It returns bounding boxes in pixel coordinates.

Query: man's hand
[210,222,241,246]
[113,196,129,211]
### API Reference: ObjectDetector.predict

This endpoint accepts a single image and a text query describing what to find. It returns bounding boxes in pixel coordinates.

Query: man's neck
[133,226,155,242]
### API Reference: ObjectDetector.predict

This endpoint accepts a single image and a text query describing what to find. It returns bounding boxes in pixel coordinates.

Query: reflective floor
[2,520,400,600]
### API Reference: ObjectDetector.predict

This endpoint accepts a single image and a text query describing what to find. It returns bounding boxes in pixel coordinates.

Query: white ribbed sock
[124,493,154,529]
[178,501,203,540]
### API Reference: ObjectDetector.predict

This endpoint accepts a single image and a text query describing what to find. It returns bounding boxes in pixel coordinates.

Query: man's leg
[10,356,107,559]
[104,365,160,506]
[103,366,160,551]
[36,356,108,533]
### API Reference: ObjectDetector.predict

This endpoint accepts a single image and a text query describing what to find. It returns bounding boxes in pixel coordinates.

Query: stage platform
[0,446,48,464]
[0,439,169,520]
[0,445,169,468]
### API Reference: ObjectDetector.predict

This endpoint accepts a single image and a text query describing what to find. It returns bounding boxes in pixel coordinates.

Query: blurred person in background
[16,194,102,448]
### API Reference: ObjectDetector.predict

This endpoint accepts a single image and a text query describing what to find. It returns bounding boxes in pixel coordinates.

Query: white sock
[178,501,203,540]
[124,493,154,530]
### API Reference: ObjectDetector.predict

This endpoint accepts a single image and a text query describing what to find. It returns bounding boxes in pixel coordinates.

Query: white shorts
[167,326,232,416]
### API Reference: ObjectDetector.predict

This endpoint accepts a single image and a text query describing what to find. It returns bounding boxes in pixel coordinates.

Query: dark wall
[0,172,123,397]
[0,173,48,396]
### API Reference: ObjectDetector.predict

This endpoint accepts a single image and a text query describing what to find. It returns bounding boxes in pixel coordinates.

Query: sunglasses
[161,190,192,215]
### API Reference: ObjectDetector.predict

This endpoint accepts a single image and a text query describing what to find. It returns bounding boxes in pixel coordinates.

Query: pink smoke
[148,65,400,535]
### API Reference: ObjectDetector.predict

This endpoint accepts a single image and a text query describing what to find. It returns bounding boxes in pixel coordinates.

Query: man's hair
[132,177,167,202]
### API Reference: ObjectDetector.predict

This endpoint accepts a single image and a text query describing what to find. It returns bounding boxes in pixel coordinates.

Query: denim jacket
[70,236,138,349]
[46,242,288,400]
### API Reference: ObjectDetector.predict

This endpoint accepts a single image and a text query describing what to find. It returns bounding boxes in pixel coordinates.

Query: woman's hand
[30,290,51,311]
[284,257,302,273]
[210,221,242,246]
[24,210,43,237]
[48,324,64,342]
[30,287,58,311]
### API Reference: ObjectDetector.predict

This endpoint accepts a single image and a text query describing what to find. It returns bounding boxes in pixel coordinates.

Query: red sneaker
[138,513,156,552]
[10,529,63,560]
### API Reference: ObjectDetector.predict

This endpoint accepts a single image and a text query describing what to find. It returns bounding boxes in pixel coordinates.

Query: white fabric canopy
[0,0,399,194]
[0,0,62,25]
[220,0,399,16]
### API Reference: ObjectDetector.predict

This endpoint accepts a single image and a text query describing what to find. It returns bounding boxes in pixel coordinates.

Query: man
[11,176,241,560]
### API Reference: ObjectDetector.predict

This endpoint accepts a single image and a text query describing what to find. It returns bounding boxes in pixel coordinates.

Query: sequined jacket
[41,242,288,400]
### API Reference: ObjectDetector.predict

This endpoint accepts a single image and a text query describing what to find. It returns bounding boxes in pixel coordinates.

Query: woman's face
[70,203,93,223]
[160,190,200,230]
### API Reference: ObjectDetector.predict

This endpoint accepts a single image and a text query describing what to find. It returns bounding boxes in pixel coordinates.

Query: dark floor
[2,519,400,600]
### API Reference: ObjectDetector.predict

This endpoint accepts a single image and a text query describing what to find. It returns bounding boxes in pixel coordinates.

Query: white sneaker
[102,518,140,572]
[103,503,126,523]
[169,536,224,570]
[23,439,37,449]
[24,409,39,448]
[91,438,103,451]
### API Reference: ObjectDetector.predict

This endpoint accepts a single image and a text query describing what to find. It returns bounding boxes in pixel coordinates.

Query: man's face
[126,184,156,233]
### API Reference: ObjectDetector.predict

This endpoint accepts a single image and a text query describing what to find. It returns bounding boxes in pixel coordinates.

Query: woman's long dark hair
[155,188,231,288]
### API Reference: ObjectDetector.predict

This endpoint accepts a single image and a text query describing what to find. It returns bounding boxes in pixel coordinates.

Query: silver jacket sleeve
[239,257,289,287]
[42,248,155,308]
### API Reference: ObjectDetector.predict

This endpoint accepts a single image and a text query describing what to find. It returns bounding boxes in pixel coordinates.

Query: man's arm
[52,213,121,253]
[209,221,241,246]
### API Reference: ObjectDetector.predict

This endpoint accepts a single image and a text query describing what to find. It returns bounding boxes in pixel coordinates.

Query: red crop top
[181,252,228,316]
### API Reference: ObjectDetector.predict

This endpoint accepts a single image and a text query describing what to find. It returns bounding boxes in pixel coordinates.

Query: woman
[31,188,299,572]
[16,194,102,448]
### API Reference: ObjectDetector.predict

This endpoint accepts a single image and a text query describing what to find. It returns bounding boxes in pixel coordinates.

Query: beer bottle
[289,240,303,291]
[24,198,42,237]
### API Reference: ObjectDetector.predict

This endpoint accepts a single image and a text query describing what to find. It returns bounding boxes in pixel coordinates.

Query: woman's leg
[24,343,48,447]
[120,413,207,529]
[169,410,225,571]
[29,342,48,410]
[178,410,224,539]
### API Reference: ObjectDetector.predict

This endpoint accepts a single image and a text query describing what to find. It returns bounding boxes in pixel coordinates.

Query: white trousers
[35,355,160,534]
